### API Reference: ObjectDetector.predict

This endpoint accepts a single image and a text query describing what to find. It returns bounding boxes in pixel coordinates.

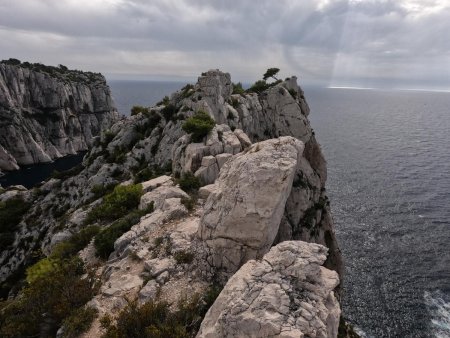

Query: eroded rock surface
[0,62,119,170]
[199,137,304,276]
[197,241,340,338]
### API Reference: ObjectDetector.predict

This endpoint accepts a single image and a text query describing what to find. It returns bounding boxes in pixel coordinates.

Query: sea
[1,80,449,338]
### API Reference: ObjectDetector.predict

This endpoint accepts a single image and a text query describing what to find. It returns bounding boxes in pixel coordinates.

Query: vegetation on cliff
[0,58,105,84]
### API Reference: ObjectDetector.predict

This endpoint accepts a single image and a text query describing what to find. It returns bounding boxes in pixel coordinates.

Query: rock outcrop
[0,60,119,170]
[0,68,347,338]
[199,137,304,276]
[197,241,340,338]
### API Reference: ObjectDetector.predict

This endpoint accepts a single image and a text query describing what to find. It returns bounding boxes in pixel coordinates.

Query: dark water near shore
[3,81,449,337]
[0,152,86,189]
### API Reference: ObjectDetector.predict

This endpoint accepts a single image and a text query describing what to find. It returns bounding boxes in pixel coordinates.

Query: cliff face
[0,61,119,171]
[0,70,346,337]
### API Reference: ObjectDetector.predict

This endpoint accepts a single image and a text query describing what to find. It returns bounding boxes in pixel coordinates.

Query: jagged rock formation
[0,69,347,338]
[199,137,304,277]
[0,60,119,171]
[197,241,340,338]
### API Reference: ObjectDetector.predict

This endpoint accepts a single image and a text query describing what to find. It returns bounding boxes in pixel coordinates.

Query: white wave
[424,290,450,337]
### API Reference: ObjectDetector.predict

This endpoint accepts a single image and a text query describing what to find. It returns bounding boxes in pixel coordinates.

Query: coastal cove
[0,152,86,189]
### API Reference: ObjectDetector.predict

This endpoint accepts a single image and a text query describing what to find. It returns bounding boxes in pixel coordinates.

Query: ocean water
[306,88,450,337]
[108,80,186,115]
[109,81,450,337]
[2,80,449,337]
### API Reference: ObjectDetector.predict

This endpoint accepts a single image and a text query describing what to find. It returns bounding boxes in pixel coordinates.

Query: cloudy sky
[1,0,449,89]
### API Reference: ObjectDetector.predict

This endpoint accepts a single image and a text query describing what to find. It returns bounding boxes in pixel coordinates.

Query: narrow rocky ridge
[0,60,119,172]
[0,69,347,337]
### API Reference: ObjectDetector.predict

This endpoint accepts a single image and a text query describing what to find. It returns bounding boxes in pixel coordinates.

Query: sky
[0,0,449,89]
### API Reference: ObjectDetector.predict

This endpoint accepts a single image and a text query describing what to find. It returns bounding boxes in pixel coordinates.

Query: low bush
[86,184,143,224]
[182,111,215,142]
[101,286,221,338]
[174,250,194,265]
[232,82,245,95]
[0,257,96,337]
[94,203,154,259]
[91,183,118,200]
[161,104,178,121]
[62,306,98,338]
[101,131,116,148]
[131,105,148,116]
[178,172,201,193]
[51,226,100,260]
[181,196,196,211]
[0,197,31,247]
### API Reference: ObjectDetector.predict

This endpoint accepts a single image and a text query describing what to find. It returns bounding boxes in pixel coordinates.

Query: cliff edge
[0,69,349,338]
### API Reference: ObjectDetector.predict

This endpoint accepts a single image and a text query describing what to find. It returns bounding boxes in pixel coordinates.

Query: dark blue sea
[2,80,450,337]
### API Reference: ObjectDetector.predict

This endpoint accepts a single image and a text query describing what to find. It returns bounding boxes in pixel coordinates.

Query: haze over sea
[2,80,449,337]
[110,80,450,338]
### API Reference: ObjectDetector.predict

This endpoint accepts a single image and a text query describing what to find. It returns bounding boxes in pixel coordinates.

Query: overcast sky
[1,0,449,89]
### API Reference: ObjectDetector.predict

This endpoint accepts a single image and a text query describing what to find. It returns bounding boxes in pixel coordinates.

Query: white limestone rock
[197,241,340,338]
[144,257,176,277]
[139,185,189,210]
[199,136,304,275]
[198,184,217,199]
[215,153,232,170]
[141,175,172,193]
[138,280,159,304]
[0,62,119,171]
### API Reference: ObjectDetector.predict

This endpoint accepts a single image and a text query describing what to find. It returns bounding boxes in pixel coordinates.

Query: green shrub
[62,306,98,338]
[182,111,215,142]
[0,257,96,337]
[181,196,196,211]
[86,184,143,224]
[248,80,269,93]
[131,105,149,116]
[0,197,31,247]
[156,96,170,106]
[94,203,154,259]
[180,84,195,99]
[50,225,100,260]
[232,82,245,95]
[161,104,178,121]
[133,168,154,184]
[91,183,118,199]
[174,250,194,264]
[101,131,116,148]
[178,172,201,193]
[101,286,221,338]
[105,146,127,164]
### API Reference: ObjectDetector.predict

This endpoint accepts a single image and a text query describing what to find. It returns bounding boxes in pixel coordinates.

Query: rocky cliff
[0,59,119,172]
[0,69,351,338]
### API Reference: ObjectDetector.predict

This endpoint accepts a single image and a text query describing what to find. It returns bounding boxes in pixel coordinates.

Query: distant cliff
[0,59,119,172]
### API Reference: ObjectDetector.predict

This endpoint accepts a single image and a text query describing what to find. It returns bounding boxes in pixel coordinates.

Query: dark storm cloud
[0,0,449,88]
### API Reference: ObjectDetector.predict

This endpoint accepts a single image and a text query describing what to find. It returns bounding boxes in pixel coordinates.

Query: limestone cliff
[0,59,119,171]
[0,69,348,338]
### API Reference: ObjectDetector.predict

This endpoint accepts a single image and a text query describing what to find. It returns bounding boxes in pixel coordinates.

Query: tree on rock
[263,68,280,81]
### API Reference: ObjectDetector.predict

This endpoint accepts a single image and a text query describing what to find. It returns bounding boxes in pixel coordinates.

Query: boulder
[139,185,189,210]
[197,241,340,338]
[199,136,304,276]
